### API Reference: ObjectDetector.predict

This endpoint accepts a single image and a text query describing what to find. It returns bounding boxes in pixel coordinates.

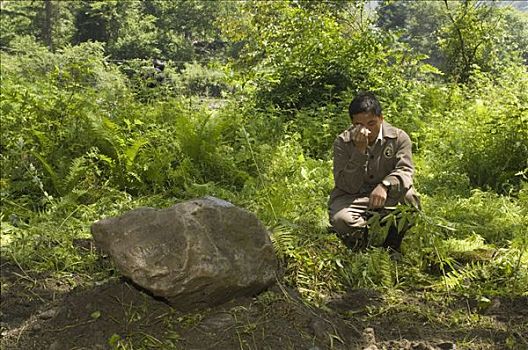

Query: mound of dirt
[1,261,526,350]
[1,271,363,349]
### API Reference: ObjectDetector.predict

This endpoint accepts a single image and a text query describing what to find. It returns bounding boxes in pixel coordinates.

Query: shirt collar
[376,124,383,143]
[382,121,398,138]
[367,124,384,151]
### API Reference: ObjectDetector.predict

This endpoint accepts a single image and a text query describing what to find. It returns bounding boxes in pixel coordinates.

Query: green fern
[84,113,148,188]
[442,262,483,291]
[30,150,62,196]
[124,138,148,171]
[63,156,88,192]
[339,249,395,289]
[87,114,122,161]
[270,225,296,260]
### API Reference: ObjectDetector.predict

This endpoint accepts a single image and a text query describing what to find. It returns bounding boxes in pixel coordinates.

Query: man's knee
[330,209,368,250]
[330,208,366,235]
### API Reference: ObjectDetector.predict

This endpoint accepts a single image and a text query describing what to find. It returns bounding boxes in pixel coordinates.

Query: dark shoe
[337,228,367,251]
[387,247,403,261]
[382,225,404,251]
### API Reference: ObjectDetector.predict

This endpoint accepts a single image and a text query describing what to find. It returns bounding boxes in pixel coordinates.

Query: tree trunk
[43,0,53,51]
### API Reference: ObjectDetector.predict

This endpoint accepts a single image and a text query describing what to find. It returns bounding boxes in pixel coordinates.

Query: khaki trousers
[329,187,420,237]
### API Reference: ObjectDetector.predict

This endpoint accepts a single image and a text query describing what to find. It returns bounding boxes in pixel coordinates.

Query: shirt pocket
[380,141,398,174]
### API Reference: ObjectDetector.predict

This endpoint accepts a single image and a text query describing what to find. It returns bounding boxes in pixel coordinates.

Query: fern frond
[442,262,483,291]
[30,150,62,195]
[124,138,148,171]
[270,225,296,259]
[86,114,121,161]
[63,156,88,192]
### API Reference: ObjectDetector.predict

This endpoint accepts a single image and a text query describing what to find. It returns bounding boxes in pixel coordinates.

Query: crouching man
[328,91,420,252]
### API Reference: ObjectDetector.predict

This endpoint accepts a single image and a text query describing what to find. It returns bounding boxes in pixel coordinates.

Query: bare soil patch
[1,260,526,350]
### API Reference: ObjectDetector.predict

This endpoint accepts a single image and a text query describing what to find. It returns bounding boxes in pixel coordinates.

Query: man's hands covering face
[352,125,371,154]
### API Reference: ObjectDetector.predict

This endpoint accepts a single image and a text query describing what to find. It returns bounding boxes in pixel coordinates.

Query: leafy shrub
[240,138,332,226]
[1,44,151,205]
[222,1,430,111]
[180,62,228,97]
[117,58,182,103]
[415,66,528,195]
[284,103,349,160]
[407,189,526,250]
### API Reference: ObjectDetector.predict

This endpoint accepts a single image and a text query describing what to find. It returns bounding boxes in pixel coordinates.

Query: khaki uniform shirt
[329,121,416,207]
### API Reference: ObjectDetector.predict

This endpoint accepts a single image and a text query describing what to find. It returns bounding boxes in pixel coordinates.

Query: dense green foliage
[1,1,527,348]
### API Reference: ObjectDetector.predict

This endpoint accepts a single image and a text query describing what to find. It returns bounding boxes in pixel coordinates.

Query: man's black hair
[348,91,382,118]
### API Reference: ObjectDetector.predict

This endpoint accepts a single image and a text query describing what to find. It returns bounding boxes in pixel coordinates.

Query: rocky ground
[1,260,526,350]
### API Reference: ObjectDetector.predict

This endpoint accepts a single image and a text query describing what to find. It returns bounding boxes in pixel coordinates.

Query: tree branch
[444,0,469,79]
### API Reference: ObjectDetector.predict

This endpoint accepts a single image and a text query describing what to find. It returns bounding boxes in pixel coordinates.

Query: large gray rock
[91,197,278,310]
